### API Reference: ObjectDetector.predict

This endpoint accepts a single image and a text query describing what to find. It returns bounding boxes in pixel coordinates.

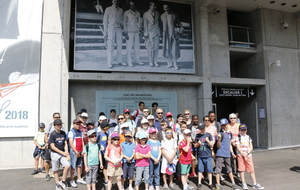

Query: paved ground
[1,147,300,190]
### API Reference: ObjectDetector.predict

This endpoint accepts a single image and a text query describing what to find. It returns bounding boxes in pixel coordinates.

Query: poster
[73,0,194,74]
[0,0,43,137]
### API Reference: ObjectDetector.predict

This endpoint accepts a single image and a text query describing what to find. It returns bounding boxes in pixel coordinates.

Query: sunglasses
[113,139,120,141]
[54,117,60,119]
[118,118,124,120]
[89,135,96,138]
[184,113,190,115]
[204,119,210,121]
[81,117,88,119]
[241,129,247,131]
[230,118,236,119]
[185,134,191,136]
[157,112,163,114]
[125,112,130,114]
[166,132,172,134]
[140,138,147,141]
[167,116,172,117]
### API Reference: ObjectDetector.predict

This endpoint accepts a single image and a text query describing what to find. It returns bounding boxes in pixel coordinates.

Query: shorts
[237,155,254,173]
[70,149,83,169]
[181,164,191,175]
[33,146,45,159]
[45,148,51,162]
[86,165,98,185]
[214,156,232,174]
[51,152,70,172]
[161,157,176,174]
[122,162,135,179]
[197,157,213,173]
[107,165,123,177]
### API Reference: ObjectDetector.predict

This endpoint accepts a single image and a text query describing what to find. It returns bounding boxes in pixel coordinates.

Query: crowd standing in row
[32,102,264,190]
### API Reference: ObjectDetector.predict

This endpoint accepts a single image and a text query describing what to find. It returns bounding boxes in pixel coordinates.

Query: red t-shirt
[179,139,192,165]
[106,144,123,167]
[79,124,88,145]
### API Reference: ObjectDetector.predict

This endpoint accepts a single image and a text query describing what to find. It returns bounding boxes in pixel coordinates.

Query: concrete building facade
[1,0,300,169]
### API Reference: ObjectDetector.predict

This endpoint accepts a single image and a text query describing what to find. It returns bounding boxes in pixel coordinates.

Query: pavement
[1,147,300,190]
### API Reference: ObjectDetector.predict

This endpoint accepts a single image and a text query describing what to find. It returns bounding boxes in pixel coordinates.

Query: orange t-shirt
[119,133,125,144]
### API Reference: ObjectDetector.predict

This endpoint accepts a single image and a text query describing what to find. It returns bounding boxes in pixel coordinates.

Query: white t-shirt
[161,138,177,162]
[131,109,143,123]
[235,134,252,155]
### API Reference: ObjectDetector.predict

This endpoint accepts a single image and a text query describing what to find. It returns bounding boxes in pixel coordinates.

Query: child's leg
[135,167,143,190]
[91,183,96,190]
[162,173,167,185]
[214,157,223,185]
[116,175,122,190]
[128,163,135,187]
[86,184,91,190]
[207,172,212,185]
[70,168,75,181]
[108,176,114,190]
[154,162,161,187]
[144,166,150,189]
[181,174,187,188]
[237,155,247,183]
[77,166,83,179]
[198,172,203,184]
[103,168,108,182]
[240,171,246,183]
[149,159,154,187]
[34,156,39,170]
[169,174,174,184]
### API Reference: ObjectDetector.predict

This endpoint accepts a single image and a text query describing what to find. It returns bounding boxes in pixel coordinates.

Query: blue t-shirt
[49,130,66,152]
[195,132,212,158]
[121,141,136,163]
[147,139,161,159]
[96,131,108,155]
[83,143,100,166]
[215,131,232,158]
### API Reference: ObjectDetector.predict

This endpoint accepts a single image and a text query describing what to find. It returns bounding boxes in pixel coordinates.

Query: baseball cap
[100,121,112,128]
[73,119,82,124]
[166,163,176,175]
[149,127,157,134]
[240,123,247,130]
[125,131,132,137]
[183,129,191,134]
[220,118,229,125]
[98,115,107,121]
[81,112,88,118]
[120,123,129,129]
[39,123,45,128]
[53,119,63,125]
[111,133,120,139]
[141,119,149,124]
[123,108,130,113]
[147,115,155,120]
[87,130,96,137]
[166,112,172,117]
[199,124,205,129]
[138,132,147,139]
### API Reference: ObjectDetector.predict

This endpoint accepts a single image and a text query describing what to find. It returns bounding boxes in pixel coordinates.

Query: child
[119,123,130,144]
[121,131,136,190]
[214,118,239,190]
[235,124,264,190]
[104,133,124,190]
[83,130,103,190]
[147,128,162,190]
[31,122,46,175]
[48,119,70,190]
[179,129,194,190]
[135,133,151,190]
[135,119,150,142]
[175,121,188,180]
[96,121,111,185]
[161,127,177,190]
[194,124,215,190]
[68,119,86,188]
[157,120,168,141]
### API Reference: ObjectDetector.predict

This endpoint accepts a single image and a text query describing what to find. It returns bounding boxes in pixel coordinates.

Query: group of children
[32,113,265,190]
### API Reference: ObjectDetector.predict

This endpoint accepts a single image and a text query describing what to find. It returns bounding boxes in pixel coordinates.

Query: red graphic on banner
[0,82,25,98]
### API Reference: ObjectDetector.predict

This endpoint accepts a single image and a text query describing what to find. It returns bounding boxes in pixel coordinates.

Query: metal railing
[228,25,255,48]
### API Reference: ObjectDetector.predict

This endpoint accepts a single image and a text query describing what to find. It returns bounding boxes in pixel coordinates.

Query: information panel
[96,91,177,121]
[0,0,43,137]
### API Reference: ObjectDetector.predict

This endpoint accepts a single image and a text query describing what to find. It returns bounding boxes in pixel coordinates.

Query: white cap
[183,129,192,134]
[120,123,129,129]
[81,112,88,118]
[141,118,149,124]
[147,115,155,120]
[98,115,107,121]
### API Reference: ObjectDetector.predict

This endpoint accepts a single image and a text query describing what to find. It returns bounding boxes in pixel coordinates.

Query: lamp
[269,60,281,67]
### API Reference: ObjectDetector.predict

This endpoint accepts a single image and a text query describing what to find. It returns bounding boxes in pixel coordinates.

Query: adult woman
[173,114,184,132]
[208,111,221,132]
[203,115,217,144]
[227,113,240,141]
[183,109,192,125]
[124,109,136,135]
[166,112,175,127]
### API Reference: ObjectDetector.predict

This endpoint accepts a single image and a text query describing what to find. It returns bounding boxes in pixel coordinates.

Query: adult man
[149,102,158,116]
[136,107,150,127]
[131,101,145,123]
[161,4,183,69]
[49,119,70,190]
[143,1,161,67]
[103,0,124,68]
[154,108,169,131]
[79,112,89,145]
[123,0,144,67]
[44,112,64,181]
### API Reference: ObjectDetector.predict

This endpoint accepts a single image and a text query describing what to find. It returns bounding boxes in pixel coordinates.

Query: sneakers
[215,184,222,190]
[169,183,176,190]
[104,181,108,186]
[58,181,67,190]
[41,168,46,173]
[70,180,78,188]
[231,184,240,190]
[155,186,160,190]
[253,183,264,189]
[242,183,248,190]
[56,184,63,190]
[31,169,39,175]
[45,174,51,181]
[149,186,154,190]
[77,178,86,185]
[208,184,216,190]
[128,186,134,190]
[163,184,169,189]
[220,175,225,181]
[189,172,197,178]
[197,184,202,190]
[187,185,194,189]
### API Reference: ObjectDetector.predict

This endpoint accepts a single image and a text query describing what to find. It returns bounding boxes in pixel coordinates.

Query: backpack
[132,109,139,121]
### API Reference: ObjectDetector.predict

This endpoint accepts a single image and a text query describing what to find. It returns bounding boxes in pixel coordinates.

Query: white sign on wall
[0,0,43,137]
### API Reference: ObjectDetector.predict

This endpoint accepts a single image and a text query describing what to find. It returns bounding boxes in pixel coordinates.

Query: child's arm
[216,133,222,148]
[157,146,162,160]
[99,150,103,169]
[69,137,80,158]
[33,139,42,149]
[206,136,214,148]
[182,140,191,152]
[230,143,236,158]
[248,139,253,155]
[83,151,89,173]
[128,148,135,162]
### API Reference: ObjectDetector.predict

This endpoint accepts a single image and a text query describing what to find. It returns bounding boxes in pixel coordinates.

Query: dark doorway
[212,97,237,121]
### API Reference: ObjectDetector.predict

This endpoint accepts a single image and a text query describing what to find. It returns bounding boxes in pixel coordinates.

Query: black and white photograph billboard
[73,0,194,74]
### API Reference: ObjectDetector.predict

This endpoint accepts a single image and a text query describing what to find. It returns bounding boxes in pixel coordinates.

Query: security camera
[214,9,220,14]
[280,20,288,29]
